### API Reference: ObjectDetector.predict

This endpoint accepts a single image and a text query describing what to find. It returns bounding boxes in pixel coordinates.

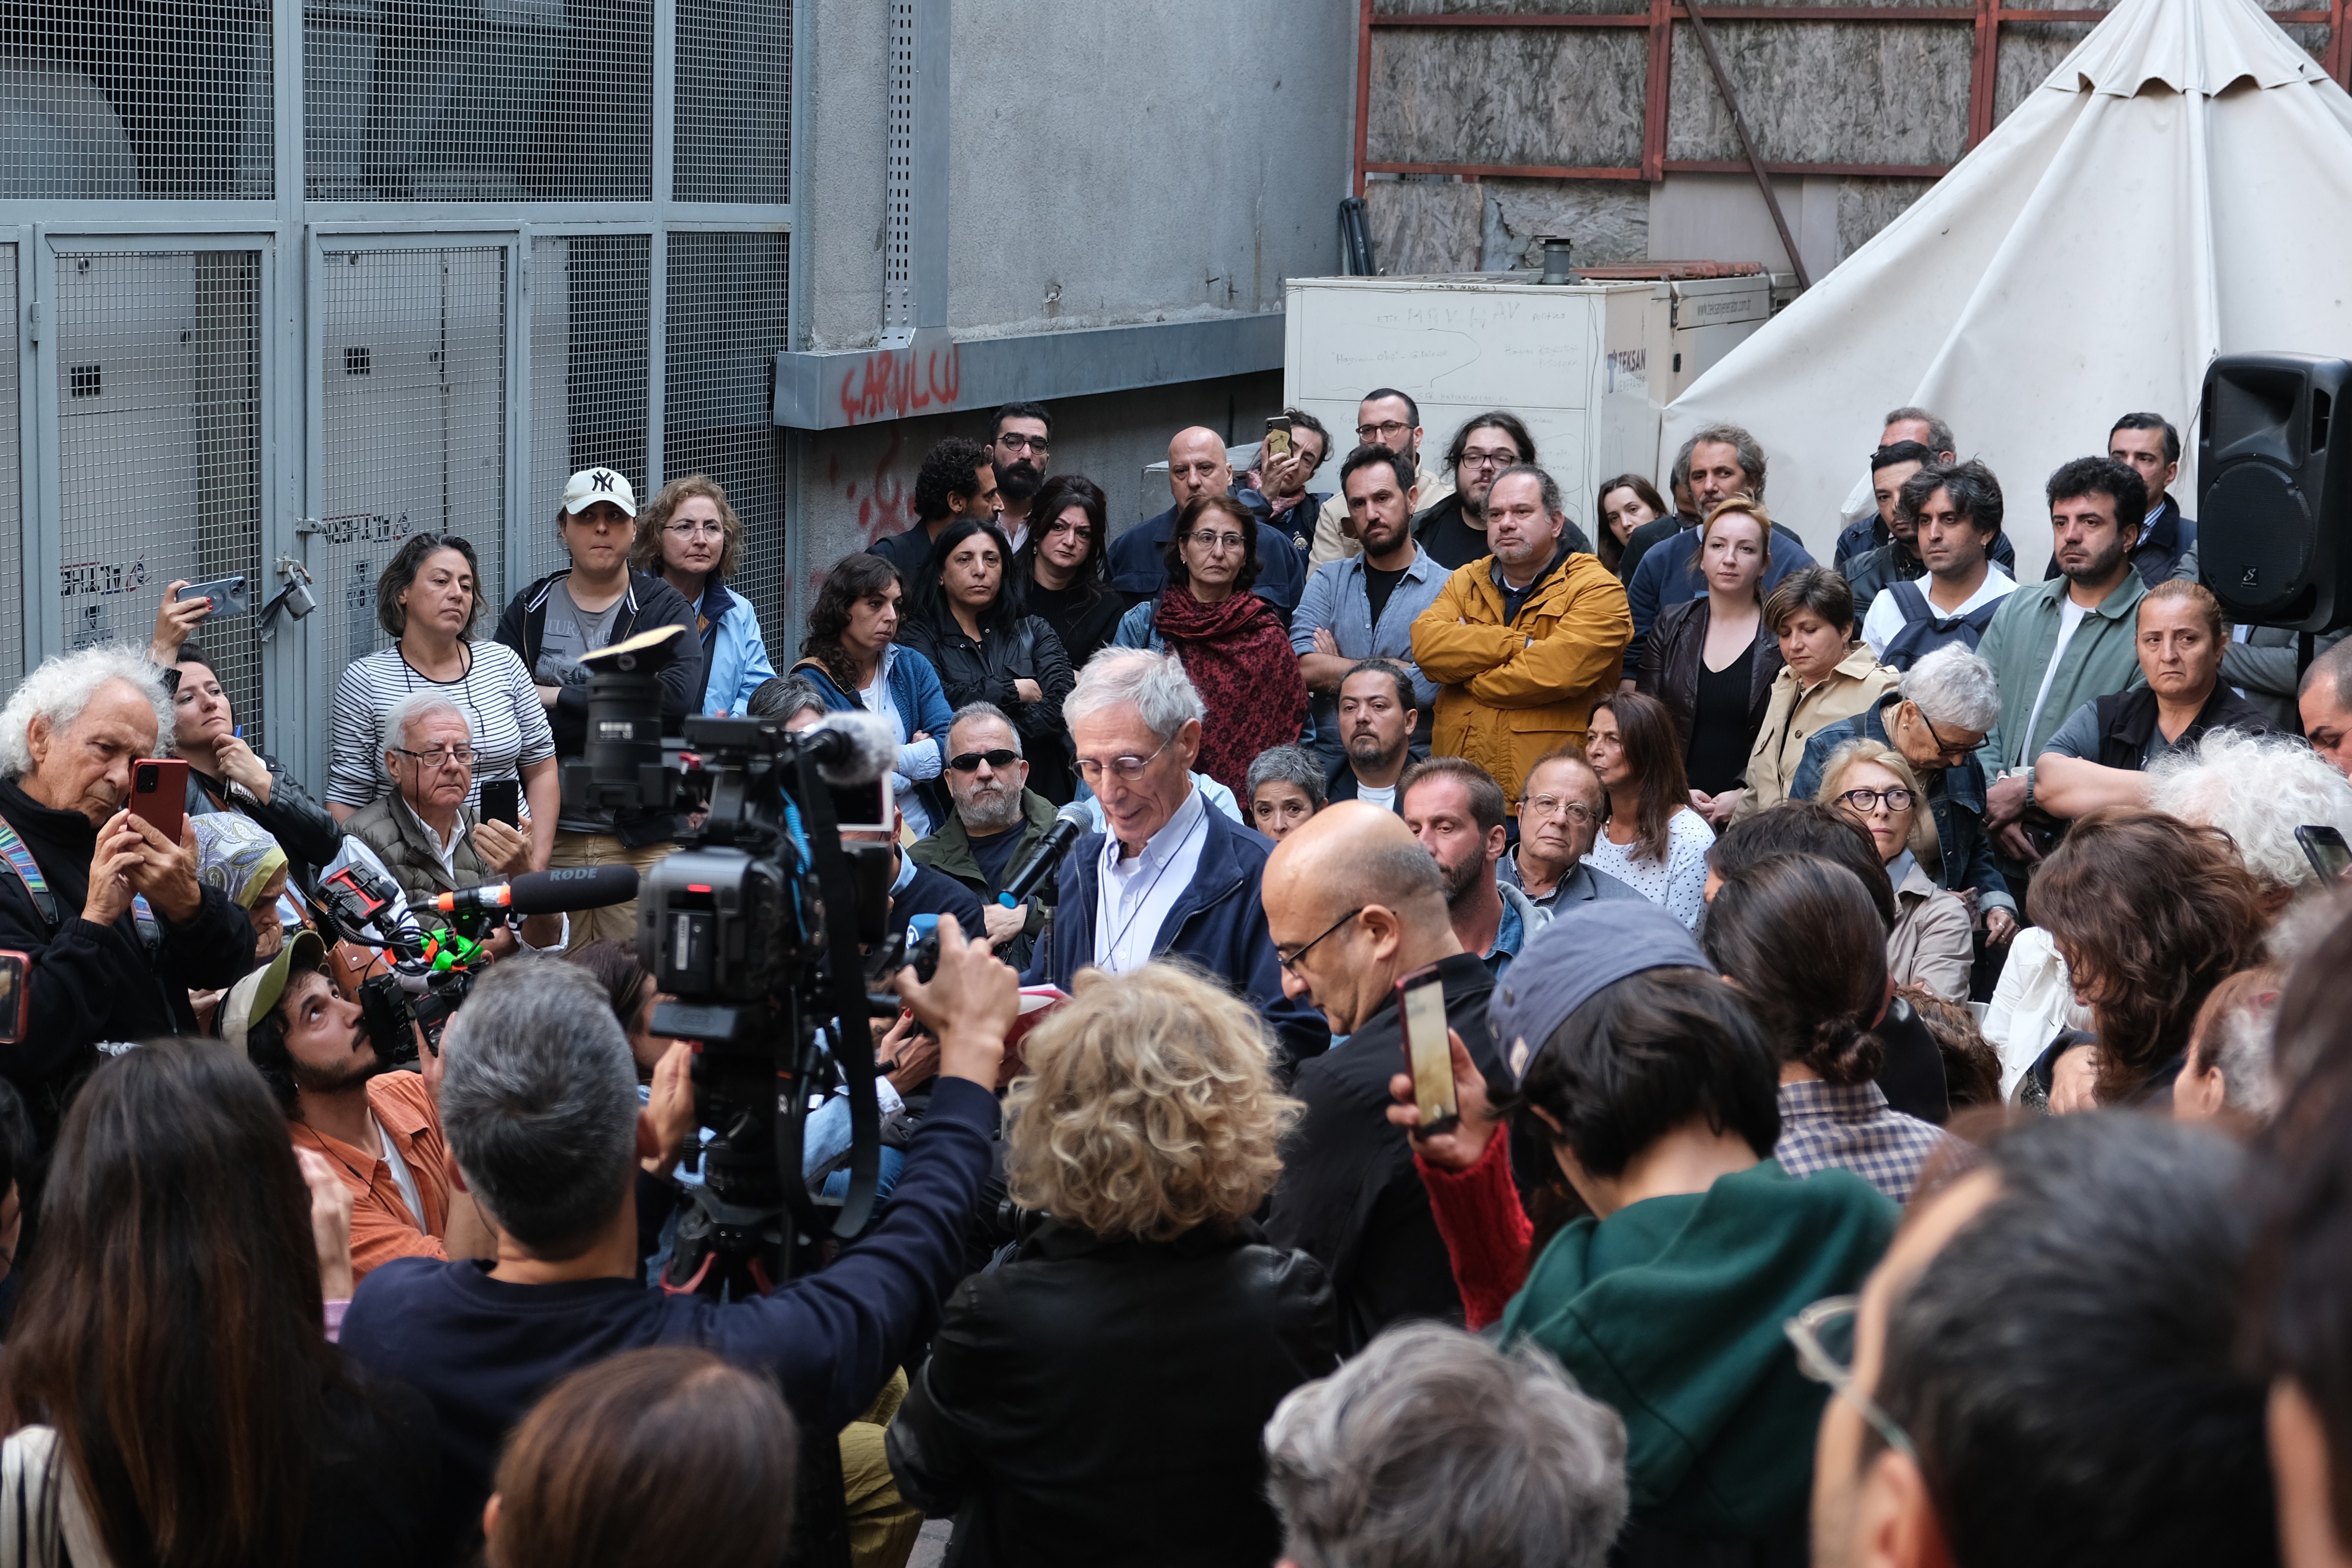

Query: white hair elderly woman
[2150,728,2352,908]
[0,643,255,1138]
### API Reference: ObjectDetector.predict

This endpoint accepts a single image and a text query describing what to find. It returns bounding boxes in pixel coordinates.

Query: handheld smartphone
[1262,415,1293,462]
[480,778,521,829]
[127,758,188,841]
[1398,964,1458,1138]
[829,774,891,834]
[2297,824,2352,882]
[0,951,27,1045]
[178,575,249,618]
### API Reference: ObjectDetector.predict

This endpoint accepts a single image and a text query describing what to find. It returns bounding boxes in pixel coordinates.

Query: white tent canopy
[1663,0,2352,574]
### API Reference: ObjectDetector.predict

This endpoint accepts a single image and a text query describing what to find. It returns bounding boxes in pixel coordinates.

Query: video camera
[561,625,904,1294]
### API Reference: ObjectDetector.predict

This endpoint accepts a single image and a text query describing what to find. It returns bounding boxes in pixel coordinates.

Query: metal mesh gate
[54,247,265,742]
[0,250,18,693]
[303,0,653,199]
[528,233,650,588]
[315,244,508,679]
[664,232,787,642]
[675,0,790,202]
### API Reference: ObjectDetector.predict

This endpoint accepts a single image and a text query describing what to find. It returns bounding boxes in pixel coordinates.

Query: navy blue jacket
[342,1076,1001,1554]
[1022,801,1330,1068]
[1790,691,2014,918]
[1108,504,1310,620]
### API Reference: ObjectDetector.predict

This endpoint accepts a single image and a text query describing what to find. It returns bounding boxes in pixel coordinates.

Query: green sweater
[1971,570,2147,792]
[1502,1160,1897,1540]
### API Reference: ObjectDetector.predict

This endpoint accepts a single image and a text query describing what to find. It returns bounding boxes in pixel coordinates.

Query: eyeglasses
[1912,706,1978,764]
[1784,1296,1920,1464]
[1185,531,1247,554]
[1460,447,1520,471]
[1356,419,1412,441]
[1836,787,1915,814]
[1523,794,1597,825]
[996,432,1049,454]
[392,745,474,769]
[1278,907,1364,975]
[1074,736,1173,786]
[947,748,1020,772]
[665,520,725,540]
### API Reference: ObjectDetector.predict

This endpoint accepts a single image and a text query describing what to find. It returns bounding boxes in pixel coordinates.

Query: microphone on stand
[435,864,641,918]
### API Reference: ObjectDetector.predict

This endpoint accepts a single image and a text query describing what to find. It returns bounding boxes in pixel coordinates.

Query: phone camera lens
[136,765,156,790]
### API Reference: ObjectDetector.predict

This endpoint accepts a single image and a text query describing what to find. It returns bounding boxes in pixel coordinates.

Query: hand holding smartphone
[1263,415,1293,462]
[1399,965,1458,1138]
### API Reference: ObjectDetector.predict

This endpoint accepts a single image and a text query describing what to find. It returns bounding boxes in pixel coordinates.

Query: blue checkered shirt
[1773,1079,1947,1205]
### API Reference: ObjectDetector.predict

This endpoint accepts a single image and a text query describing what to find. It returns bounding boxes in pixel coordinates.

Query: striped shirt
[1773,1078,1948,1205]
[328,641,557,812]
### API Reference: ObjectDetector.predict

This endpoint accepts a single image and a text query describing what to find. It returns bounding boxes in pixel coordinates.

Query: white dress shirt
[1092,785,1211,974]
[1861,563,2016,657]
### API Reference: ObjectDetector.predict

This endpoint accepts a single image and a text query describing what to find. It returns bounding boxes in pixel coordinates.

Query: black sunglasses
[947,748,1020,772]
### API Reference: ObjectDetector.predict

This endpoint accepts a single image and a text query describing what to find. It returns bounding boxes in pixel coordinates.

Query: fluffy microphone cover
[809,709,902,784]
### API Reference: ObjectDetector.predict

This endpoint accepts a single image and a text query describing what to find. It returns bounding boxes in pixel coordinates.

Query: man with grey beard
[909,704,1063,970]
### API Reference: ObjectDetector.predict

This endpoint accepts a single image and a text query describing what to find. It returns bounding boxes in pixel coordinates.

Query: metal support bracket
[1681,0,1813,290]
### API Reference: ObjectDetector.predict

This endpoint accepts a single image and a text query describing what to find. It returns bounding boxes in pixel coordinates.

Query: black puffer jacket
[886,1217,1335,1568]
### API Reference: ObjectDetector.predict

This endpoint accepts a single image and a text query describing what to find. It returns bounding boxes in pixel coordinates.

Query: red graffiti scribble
[834,341,964,426]
[846,427,915,549]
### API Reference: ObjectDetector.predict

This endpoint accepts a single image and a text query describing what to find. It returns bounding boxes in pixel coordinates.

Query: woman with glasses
[327,533,558,873]
[1017,474,1124,674]
[1703,853,1950,1203]
[1113,494,1307,796]
[629,474,777,718]
[1387,901,1895,1562]
[1593,473,1668,578]
[1735,567,1897,822]
[900,518,1079,803]
[1580,693,1715,930]
[1817,739,1974,1000]
[1638,499,1787,830]
[792,553,954,836]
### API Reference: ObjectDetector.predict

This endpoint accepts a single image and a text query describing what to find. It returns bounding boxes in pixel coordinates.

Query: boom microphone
[996,802,1093,909]
[436,864,641,918]
[795,710,900,786]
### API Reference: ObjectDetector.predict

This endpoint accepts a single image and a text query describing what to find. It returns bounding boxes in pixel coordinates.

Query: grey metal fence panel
[0,248,18,691]
[528,233,650,588]
[663,231,786,645]
[315,244,508,697]
[303,0,651,199]
[675,0,789,203]
[0,9,273,199]
[54,247,265,740]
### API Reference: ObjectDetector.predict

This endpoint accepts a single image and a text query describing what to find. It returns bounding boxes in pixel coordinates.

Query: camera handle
[780,745,884,1259]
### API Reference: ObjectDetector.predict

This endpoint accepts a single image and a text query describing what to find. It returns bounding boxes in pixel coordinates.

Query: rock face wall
[1359,0,2331,277]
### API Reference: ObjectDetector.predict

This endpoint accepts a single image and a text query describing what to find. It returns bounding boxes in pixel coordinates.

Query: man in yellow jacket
[1411,465,1633,808]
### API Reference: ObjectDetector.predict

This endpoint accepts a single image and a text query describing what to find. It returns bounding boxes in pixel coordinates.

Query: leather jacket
[1637,596,1786,755]
[886,1217,1336,1568]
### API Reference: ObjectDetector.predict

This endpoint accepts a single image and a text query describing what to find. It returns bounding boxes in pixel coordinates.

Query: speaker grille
[2204,461,2314,616]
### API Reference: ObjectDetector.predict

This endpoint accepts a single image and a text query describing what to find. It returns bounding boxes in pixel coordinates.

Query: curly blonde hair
[1004,962,1300,1242]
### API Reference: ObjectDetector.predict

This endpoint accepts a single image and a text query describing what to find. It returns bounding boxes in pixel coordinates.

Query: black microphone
[436,865,641,918]
[996,803,1093,909]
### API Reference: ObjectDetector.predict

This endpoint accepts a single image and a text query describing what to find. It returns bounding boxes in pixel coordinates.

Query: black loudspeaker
[2199,353,2352,632]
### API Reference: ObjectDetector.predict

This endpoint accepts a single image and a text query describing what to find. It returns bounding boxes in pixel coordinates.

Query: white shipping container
[1282,271,1776,534]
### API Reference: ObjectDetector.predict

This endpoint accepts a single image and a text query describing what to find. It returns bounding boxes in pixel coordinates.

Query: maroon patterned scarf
[1152,586,1308,796]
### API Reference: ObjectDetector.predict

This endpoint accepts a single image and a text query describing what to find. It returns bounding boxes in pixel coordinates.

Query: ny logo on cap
[592,471,617,493]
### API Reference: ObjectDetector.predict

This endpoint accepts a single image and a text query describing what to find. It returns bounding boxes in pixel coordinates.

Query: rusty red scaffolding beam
[1354,3,2350,195]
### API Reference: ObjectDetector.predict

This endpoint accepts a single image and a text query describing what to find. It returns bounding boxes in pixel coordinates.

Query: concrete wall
[784,0,1353,638]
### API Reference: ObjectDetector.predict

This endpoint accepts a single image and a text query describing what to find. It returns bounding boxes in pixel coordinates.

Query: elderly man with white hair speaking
[1022,649,1329,1068]
[0,643,255,1140]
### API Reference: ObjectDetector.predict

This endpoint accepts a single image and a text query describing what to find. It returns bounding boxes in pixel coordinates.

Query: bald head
[1268,803,1448,927]
[1168,426,1232,506]
[1266,803,1460,1032]
[2301,638,2352,777]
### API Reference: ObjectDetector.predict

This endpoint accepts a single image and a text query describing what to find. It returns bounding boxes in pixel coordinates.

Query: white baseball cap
[562,466,638,518]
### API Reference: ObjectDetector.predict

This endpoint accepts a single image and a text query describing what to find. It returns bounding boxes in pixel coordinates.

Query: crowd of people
[1,383,2352,1568]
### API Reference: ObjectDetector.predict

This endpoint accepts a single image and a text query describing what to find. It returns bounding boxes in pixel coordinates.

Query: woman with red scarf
[1112,494,1308,796]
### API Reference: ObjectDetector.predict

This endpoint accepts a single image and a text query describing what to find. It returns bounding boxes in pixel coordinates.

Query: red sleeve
[1417,1128,1534,1331]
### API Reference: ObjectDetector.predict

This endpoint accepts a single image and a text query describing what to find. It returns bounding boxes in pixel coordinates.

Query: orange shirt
[290,1071,451,1283]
